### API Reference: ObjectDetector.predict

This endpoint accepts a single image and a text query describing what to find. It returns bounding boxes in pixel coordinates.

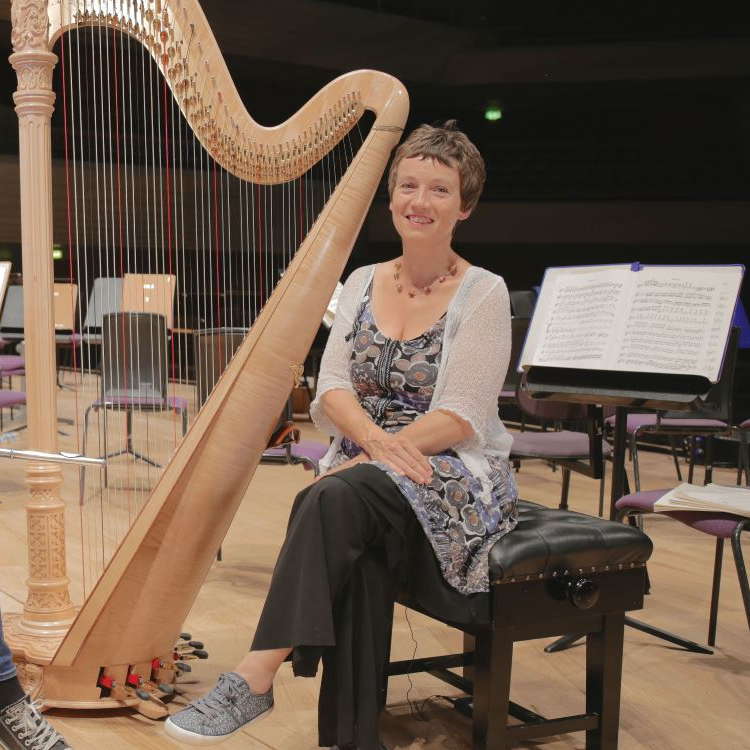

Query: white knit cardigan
[310,264,514,501]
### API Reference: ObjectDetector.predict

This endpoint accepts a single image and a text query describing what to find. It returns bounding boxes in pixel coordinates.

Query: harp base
[4,612,177,716]
[15,658,176,717]
[3,612,61,665]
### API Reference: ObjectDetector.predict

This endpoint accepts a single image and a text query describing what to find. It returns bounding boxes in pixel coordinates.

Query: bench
[386,500,653,749]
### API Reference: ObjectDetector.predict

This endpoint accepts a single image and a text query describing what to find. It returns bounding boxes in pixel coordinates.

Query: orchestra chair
[194,326,327,473]
[606,328,739,493]
[259,399,328,474]
[385,501,653,750]
[50,282,82,389]
[0,334,25,394]
[122,273,177,330]
[79,312,189,501]
[615,490,750,648]
[193,327,249,409]
[0,353,24,377]
[510,377,611,516]
[0,353,24,426]
[0,389,25,434]
[0,285,24,346]
[79,277,124,364]
[498,317,530,424]
[509,289,537,318]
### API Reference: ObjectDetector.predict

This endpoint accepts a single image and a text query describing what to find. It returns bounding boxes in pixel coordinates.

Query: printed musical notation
[537,280,624,365]
[520,263,743,382]
[617,276,720,375]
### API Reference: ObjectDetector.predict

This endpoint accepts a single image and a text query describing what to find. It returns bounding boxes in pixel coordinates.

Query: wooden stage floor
[0,382,748,749]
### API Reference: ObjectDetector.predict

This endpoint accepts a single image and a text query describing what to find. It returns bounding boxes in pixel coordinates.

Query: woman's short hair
[387,120,486,213]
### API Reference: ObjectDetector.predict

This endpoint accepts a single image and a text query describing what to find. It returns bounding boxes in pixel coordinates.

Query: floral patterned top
[329,282,518,595]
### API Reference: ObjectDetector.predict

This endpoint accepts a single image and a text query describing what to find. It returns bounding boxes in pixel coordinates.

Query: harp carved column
[6,0,76,653]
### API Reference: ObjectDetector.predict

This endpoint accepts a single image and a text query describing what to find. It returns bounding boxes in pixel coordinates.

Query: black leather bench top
[489,501,653,584]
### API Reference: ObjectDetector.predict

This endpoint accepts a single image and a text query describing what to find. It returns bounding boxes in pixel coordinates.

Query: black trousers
[251,464,407,749]
[251,463,487,749]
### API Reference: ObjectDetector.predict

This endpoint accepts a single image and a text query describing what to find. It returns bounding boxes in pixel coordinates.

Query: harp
[4,0,407,710]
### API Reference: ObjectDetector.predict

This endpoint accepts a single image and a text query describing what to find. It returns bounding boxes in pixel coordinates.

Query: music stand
[519,262,744,654]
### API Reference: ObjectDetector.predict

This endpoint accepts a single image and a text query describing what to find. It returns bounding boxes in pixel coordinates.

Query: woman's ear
[458,207,471,222]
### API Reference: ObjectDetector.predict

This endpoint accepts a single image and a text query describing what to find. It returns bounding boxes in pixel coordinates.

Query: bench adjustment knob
[548,573,599,609]
[569,577,599,609]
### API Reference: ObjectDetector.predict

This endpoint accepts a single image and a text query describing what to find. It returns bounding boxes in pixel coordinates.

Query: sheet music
[521,265,630,371]
[0,262,10,312]
[520,263,743,382]
[616,267,738,381]
[536,270,627,368]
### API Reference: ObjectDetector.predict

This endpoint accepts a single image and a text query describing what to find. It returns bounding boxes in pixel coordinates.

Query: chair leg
[667,436,683,481]
[708,538,724,647]
[704,435,714,485]
[379,601,397,711]
[559,467,571,510]
[597,459,607,518]
[472,628,512,750]
[181,407,188,436]
[462,632,476,683]
[736,431,749,487]
[630,432,641,492]
[79,405,95,504]
[730,522,750,636]
[687,437,696,484]
[103,408,109,488]
[586,612,625,750]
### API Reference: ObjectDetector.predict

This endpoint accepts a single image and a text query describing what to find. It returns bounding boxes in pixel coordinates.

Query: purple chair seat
[511,430,612,460]
[262,440,328,471]
[93,395,188,410]
[604,413,728,432]
[615,489,745,538]
[739,418,750,429]
[0,390,25,408]
[0,355,24,373]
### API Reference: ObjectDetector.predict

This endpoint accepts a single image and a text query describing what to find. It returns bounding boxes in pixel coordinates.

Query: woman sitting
[166,120,517,750]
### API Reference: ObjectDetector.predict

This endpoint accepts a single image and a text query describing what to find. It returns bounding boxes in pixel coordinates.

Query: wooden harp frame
[5,0,408,709]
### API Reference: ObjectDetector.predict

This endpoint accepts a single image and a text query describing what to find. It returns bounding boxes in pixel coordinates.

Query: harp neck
[41,0,407,183]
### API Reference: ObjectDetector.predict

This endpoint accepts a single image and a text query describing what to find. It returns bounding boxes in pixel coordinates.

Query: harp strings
[54,3,367,598]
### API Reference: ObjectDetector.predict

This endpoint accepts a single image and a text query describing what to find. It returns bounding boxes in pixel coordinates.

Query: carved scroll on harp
[5,0,408,709]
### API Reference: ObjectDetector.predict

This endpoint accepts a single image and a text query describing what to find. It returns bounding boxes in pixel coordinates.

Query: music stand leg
[545,632,585,653]
[623,616,712,654]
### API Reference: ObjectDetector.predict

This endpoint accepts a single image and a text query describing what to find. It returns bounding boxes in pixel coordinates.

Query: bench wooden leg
[473,628,513,750]
[586,612,625,749]
[463,632,475,683]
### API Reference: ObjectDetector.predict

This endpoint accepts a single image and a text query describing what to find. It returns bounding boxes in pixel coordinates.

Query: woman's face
[389,156,470,246]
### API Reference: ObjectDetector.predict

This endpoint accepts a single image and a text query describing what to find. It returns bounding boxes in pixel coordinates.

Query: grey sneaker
[164,672,273,745]
[0,696,72,750]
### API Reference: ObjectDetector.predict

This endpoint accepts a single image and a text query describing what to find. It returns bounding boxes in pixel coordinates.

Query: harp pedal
[151,658,178,687]
[125,667,172,719]
[173,633,209,661]
[173,647,209,660]
[96,672,128,701]
[134,692,170,721]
